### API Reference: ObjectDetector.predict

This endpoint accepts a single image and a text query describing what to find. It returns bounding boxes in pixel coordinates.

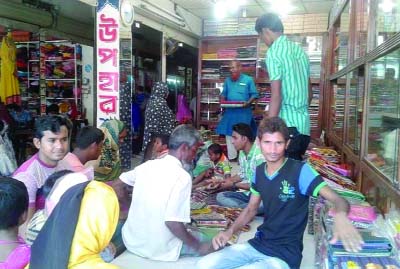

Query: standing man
[256,13,313,160]
[216,60,259,161]
[13,115,70,222]
[196,117,363,269]
[119,125,211,261]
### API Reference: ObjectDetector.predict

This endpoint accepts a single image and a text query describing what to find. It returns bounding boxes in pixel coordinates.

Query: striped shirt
[266,35,311,135]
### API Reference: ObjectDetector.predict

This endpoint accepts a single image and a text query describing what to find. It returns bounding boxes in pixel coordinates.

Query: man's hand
[197,242,214,255]
[212,230,233,250]
[329,212,363,252]
[219,179,235,190]
[204,168,214,178]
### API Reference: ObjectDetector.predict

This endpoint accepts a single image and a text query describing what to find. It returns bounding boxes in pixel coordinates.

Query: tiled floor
[120,156,316,268]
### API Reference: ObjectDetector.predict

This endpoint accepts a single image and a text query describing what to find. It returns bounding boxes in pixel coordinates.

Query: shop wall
[81,45,94,125]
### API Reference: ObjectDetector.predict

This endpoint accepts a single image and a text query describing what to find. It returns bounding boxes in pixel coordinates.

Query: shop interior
[0,0,400,268]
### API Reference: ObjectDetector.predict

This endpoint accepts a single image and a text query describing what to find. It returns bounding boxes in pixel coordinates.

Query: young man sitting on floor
[196,117,363,269]
[216,123,265,210]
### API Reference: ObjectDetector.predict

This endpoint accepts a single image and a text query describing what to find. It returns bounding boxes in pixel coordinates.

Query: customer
[13,115,70,221]
[216,123,265,210]
[25,170,85,245]
[142,82,175,162]
[119,125,211,261]
[197,117,363,269]
[30,180,119,269]
[216,60,259,161]
[58,126,104,180]
[256,13,312,160]
[91,119,127,182]
[0,177,30,269]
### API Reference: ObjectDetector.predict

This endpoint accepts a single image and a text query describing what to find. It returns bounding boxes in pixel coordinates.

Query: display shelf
[198,34,324,138]
[323,0,400,215]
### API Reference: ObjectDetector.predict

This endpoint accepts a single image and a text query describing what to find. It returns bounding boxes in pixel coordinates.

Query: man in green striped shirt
[255,13,312,160]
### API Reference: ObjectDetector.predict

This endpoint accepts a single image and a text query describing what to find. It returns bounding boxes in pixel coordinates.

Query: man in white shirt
[119,125,212,261]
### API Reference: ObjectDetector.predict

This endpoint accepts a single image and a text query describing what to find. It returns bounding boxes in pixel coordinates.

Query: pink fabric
[13,154,57,205]
[329,204,377,223]
[176,94,192,123]
[0,238,31,269]
[57,153,94,180]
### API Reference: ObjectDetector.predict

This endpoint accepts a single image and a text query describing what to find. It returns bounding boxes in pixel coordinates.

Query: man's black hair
[257,117,290,142]
[0,177,28,229]
[232,123,255,142]
[153,133,170,146]
[208,143,223,155]
[255,13,284,34]
[75,126,105,149]
[34,115,71,140]
[42,170,74,199]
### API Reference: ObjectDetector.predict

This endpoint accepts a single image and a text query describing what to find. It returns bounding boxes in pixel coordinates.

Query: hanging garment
[0,121,17,176]
[0,34,20,104]
[176,94,192,124]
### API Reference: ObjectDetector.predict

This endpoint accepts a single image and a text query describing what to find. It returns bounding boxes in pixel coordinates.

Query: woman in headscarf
[30,180,120,269]
[92,119,127,182]
[142,82,175,161]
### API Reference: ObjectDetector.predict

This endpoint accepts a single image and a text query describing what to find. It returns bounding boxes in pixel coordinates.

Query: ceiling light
[215,1,227,19]
[242,8,247,18]
[379,0,395,13]
[178,42,183,47]
[269,0,294,17]
[214,0,246,19]
[135,22,141,28]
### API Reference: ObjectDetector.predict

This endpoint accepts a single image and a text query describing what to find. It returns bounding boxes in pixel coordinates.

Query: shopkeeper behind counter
[216,60,258,161]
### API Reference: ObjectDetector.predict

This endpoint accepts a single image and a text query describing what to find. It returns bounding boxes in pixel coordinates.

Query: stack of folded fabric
[217,48,237,59]
[236,46,256,58]
[329,230,398,268]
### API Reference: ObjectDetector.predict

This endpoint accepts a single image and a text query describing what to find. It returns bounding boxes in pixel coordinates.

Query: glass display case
[331,77,347,140]
[354,0,369,57]
[365,48,400,188]
[334,3,351,72]
[373,0,400,48]
[345,68,364,154]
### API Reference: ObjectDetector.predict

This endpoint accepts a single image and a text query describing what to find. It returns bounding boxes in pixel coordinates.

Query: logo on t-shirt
[279,180,295,202]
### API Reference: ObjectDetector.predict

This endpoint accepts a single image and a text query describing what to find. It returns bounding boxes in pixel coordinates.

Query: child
[152,133,170,159]
[193,143,231,187]
[0,176,30,269]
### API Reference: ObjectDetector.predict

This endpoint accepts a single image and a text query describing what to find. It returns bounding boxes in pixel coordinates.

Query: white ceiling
[172,0,335,19]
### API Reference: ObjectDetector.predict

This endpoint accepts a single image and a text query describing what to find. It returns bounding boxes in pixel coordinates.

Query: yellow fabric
[68,180,120,269]
[0,35,19,104]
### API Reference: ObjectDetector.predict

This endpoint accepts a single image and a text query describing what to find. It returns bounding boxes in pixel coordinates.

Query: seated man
[196,117,363,269]
[57,126,104,179]
[216,123,265,210]
[151,133,170,159]
[13,115,70,222]
[117,125,211,261]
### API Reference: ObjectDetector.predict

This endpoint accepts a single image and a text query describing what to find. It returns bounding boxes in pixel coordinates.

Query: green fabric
[94,119,125,182]
[238,143,265,195]
[266,35,311,135]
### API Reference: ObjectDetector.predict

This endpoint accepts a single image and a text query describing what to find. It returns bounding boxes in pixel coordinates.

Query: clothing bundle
[0,120,17,176]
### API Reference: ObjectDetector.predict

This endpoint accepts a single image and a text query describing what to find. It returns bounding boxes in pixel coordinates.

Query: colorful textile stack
[236,46,256,58]
[217,48,237,59]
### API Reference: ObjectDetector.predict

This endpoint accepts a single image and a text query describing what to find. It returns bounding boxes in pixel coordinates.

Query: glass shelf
[345,69,364,155]
[332,77,347,140]
[365,48,400,188]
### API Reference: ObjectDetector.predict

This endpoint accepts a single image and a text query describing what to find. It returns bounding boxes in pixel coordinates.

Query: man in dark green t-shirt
[196,117,363,269]
[255,13,312,161]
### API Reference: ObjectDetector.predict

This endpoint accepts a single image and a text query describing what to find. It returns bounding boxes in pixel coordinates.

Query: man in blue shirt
[197,117,363,269]
[216,60,259,161]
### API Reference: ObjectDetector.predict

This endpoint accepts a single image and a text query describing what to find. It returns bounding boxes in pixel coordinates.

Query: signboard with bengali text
[96,0,120,126]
